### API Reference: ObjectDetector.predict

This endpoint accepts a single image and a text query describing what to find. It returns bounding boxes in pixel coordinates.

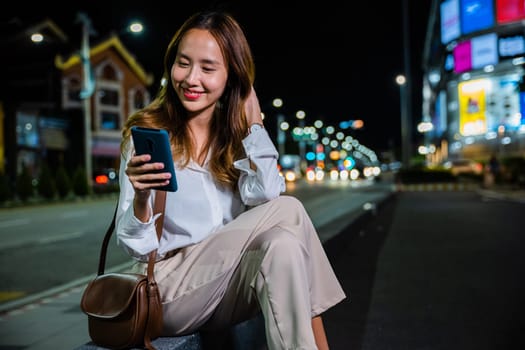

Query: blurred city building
[0,16,152,184]
[421,0,525,165]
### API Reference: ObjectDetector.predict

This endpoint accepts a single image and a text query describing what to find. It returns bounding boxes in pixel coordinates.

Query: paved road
[323,190,525,350]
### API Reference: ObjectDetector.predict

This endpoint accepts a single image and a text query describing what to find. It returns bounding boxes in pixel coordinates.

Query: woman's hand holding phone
[125,153,172,192]
[128,127,178,193]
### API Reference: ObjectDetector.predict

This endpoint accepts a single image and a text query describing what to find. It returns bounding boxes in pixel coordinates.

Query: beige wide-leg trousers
[130,195,346,350]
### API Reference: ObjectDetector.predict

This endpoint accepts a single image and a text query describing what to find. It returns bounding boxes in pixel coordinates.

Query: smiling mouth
[183,90,203,100]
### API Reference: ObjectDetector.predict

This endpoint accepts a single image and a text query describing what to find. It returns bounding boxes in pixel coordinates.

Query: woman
[116,10,345,350]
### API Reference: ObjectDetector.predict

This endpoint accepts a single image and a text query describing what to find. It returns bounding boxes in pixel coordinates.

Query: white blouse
[115,128,286,261]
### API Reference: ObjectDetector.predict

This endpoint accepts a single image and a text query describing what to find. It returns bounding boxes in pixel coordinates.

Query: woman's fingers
[126,154,172,191]
[245,86,263,125]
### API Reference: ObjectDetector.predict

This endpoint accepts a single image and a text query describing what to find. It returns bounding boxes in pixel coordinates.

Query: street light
[272,98,286,155]
[296,110,306,161]
[399,0,413,168]
[128,21,144,34]
[396,74,410,167]
[77,12,96,189]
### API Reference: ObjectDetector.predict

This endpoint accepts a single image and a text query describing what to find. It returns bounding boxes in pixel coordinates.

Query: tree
[16,163,34,202]
[55,164,72,198]
[72,166,90,196]
[0,172,12,203]
[37,162,57,199]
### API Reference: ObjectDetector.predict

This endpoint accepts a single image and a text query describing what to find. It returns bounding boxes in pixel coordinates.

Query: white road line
[59,210,89,219]
[0,218,31,228]
[37,231,84,244]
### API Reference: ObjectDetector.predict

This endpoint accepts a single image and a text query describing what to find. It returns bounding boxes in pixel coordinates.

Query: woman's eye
[175,58,190,67]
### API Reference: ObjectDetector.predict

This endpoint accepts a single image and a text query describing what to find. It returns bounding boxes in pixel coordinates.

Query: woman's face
[171,29,228,116]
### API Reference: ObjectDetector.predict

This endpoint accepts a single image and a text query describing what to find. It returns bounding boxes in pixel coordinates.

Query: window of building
[133,89,146,109]
[128,87,150,114]
[101,111,120,130]
[62,76,82,108]
[99,89,119,106]
[95,63,123,132]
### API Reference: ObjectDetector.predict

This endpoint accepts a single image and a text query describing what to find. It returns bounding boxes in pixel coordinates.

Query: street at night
[1,179,524,349]
[3,2,525,348]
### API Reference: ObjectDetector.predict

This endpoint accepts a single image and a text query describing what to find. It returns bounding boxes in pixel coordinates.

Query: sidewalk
[476,186,525,203]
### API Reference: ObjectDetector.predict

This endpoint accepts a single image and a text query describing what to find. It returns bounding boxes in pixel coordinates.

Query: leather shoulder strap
[97,200,118,276]
[147,190,166,269]
[153,190,167,241]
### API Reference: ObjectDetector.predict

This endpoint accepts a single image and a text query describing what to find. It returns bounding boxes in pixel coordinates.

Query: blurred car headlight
[284,170,297,182]
[315,169,325,181]
[306,169,316,181]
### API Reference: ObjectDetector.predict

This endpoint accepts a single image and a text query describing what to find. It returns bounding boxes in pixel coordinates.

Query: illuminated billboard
[496,0,525,24]
[471,33,498,69]
[454,40,472,73]
[485,75,522,131]
[499,35,525,57]
[461,0,495,35]
[458,79,488,136]
[458,75,522,136]
[433,91,447,136]
[441,0,461,44]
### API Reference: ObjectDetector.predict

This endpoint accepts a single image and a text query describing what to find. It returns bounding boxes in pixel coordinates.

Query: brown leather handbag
[80,191,166,350]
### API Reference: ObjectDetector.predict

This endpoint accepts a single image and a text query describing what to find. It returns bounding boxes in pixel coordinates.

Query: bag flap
[80,273,147,318]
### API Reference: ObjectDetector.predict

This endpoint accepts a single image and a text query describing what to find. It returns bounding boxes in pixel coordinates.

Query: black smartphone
[130,126,178,192]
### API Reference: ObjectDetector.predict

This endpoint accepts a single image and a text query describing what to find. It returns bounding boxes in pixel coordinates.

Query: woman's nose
[184,67,199,85]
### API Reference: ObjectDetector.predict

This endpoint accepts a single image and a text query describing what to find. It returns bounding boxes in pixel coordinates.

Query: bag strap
[146,190,166,276]
[97,201,117,276]
[97,191,167,275]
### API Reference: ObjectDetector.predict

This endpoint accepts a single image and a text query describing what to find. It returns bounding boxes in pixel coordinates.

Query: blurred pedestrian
[115,10,345,349]
[484,154,500,188]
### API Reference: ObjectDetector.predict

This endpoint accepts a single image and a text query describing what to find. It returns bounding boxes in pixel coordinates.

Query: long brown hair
[122,11,255,190]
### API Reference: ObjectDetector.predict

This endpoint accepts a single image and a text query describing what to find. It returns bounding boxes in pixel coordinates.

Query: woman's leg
[155,195,345,344]
[312,316,329,350]
[204,227,318,349]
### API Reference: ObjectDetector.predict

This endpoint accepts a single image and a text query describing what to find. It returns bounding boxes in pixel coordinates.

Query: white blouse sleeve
[234,128,286,206]
[115,142,162,260]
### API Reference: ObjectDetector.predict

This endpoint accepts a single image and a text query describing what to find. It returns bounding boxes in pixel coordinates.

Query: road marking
[0,218,31,228]
[395,183,479,191]
[0,262,134,318]
[59,210,89,219]
[37,231,84,244]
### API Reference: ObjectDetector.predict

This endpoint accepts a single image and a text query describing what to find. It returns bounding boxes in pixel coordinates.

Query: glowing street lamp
[273,98,285,155]
[396,74,410,167]
[296,110,306,160]
[128,21,144,34]
[77,12,97,188]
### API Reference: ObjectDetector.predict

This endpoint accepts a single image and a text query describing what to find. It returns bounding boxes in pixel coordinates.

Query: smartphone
[130,126,178,192]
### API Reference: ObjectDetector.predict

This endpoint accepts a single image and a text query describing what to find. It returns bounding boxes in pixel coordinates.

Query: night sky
[6,0,433,156]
